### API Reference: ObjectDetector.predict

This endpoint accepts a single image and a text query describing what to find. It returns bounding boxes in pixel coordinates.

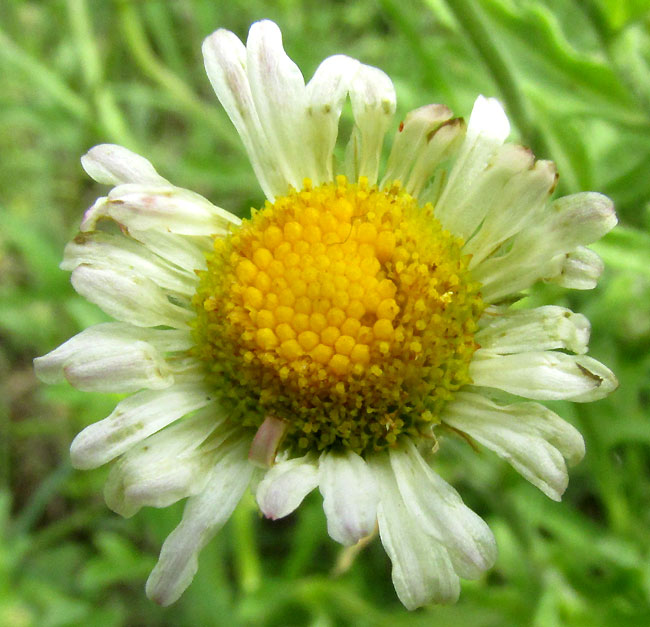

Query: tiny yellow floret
[373,319,394,341]
[253,247,272,270]
[256,328,278,350]
[298,330,319,351]
[329,354,350,376]
[334,335,355,356]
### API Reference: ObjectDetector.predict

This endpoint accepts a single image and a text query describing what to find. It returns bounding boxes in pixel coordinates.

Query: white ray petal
[104,406,227,517]
[381,104,455,186]
[256,454,319,519]
[476,306,590,355]
[70,384,215,469]
[306,54,361,183]
[70,265,194,328]
[319,449,379,546]
[63,341,171,393]
[440,143,535,240]
[62,231,198,296]
[34,323,190,391]
[128,229,211,274]
[371,454,460,609]
[202,27,286,200]
[470,350,618,401]
[548,246,604,290]
[145,436,253,606]
[443,391,585,500]
[465,159,558,267]
[346,64,396,184]
[81,184,239,236]
[403,118,466,198]
[246,20,314,189]
[434,96,510,234]
[474,192,616,302]
[81,144,169,186]
[390,439,497,579]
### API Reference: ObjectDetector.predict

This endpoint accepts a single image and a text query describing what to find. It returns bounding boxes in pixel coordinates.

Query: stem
[10,461,73,537]
[115,0,238,148]
[0,390,9,492]
[66,0,137,148]
[378,0,454,105]
[580,0,650,118]
[443,0,551,157]
[231,492,262,595]
[0,27,89,121]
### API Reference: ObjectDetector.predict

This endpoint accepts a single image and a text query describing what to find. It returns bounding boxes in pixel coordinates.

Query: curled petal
[248,415,289,468]
[146,436,253,606]
[372,454,460,609]
[443,392,585,500]
[319,449,379,546]
[70,264,194,329]
[81,144,169,186]
[476,306,590,355]
[346,64,396,183]
[34,323,190,392]
[548,246,604,290]
[470,350,618,401]
[256,455,319,519]
[104,406,226,517]
[70,383,214,469]
[390,439,497,579]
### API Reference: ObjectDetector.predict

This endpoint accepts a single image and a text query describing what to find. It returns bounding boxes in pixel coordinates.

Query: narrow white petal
[202,27,286,200]
[128,229,210,273]
[92,184,239,236]
[306,54,361,183]
[465,159,558,267]
[246,20,315,189]
[104,406,229,517]
[476,306,590,355]
[390,439,497,579]
[62,231,198,296]
[371,454,460,609]
[34,322,192,386]
[467,95,511,141]
[443,391,585,500]
[256,455,319,519]
[319,449,379,546]
[403,118,466,198]
[70,383,215,469]
[81,144,169,186]
[70,265,194,328]
[470,350,618,401]
[475,192,616,302]
[548,246,604,290]
[381,104,455,186]
[434,96,510,235]
[440,143,534,240]
[548,192,618,249]
[78,196,109,233]
[346,64,396,183]
[63,341,173,393]
[146,436,253,606]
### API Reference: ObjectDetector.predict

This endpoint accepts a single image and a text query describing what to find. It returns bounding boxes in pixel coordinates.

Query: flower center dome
[192,176,484,455]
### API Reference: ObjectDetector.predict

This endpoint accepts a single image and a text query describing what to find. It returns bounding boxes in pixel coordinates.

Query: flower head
[35,20,617,609]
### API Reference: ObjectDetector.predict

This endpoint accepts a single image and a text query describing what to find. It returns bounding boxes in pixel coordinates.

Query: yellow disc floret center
[192,177,483,455]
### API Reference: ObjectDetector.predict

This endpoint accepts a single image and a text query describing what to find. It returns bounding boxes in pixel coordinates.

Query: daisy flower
[35,20,617,609]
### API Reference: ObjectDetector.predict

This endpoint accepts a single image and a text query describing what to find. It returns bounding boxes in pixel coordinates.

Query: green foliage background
[1,0,650,625]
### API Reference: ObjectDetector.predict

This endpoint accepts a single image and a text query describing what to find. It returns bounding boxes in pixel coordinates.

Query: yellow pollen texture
[192,177,483,454]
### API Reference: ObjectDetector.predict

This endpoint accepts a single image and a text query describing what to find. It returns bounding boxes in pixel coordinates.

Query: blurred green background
[1,0,650,625]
